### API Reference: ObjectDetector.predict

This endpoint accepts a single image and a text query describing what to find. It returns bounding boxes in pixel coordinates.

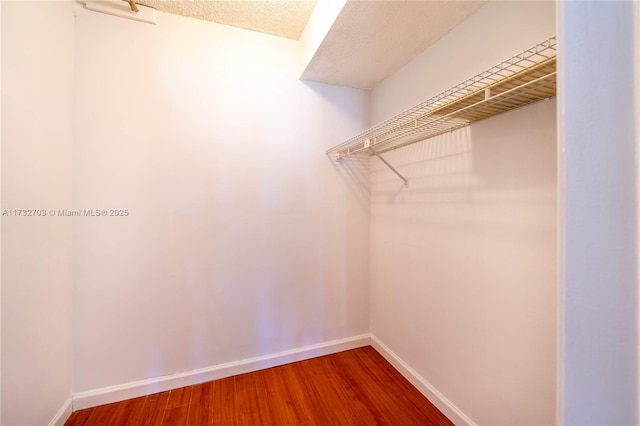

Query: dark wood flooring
[65,346,453,425]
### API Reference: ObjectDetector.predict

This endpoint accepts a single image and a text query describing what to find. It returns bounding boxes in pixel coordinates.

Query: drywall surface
[369,2,556,425]
[1,2,75,425]
[299,0,346,75]
[300,1,485,90]
[558,1,638,424]
[73,10,370,392]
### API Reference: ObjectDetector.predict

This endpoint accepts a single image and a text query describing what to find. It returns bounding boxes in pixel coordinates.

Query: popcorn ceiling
[137,0,317,40]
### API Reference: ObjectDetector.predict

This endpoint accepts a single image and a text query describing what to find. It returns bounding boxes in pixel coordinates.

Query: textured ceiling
[128,0,487,90]
[300,1,486,89]
[137,0,317,39]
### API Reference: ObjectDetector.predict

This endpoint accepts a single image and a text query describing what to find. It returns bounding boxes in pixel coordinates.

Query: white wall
[1,2,75,425]
[72,10,370,393]
[558,1,638,424]
[369,2,556,425]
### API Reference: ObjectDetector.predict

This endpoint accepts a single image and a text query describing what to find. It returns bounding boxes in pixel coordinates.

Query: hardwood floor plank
[265,363,314,425]
[139,391,171,426]
[186,382,213,426]
[295,359,337,426]
[323,354,384,425]
[167,386,193,409]
[84,402,119,425]
[338,347,442,425]
[111,396,147,425]
[162,405,190,425]
[285,362,319,424]
[332,349,398,424]
[300,355,378,426]
[64,407,95,426]
[253,366,297,425]
[235,372,264,426]
[357,348,453,425]
[64,347,453,426]
[210,376,236,426]
[352,347,430,423]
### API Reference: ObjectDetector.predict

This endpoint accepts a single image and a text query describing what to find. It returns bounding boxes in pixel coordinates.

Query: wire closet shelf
[327,36,557,161]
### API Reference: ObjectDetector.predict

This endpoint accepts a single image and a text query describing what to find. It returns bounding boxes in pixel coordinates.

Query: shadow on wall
[301,80,371,212]
[330,154,370,211]
[301,81,369,132]
[369,99,558,425]
[370,100,557,218]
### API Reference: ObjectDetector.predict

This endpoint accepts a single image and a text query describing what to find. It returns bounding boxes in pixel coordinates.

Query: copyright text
[2,209,130,217]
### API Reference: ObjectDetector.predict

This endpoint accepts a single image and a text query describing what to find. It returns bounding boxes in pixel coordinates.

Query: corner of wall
[370,335,475,426]
[49,398,73,426]
[555,2,566,425]
[298,0,347,77]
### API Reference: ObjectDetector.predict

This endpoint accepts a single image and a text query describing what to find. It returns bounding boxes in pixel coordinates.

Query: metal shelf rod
[368,146,408,187]
[348,72,556,157]
[327,36,557,161]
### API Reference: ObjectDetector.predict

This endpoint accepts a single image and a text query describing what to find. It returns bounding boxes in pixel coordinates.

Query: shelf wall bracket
[366,140,408,187]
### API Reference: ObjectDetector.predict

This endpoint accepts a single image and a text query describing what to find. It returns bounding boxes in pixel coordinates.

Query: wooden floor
[65,346,453,425]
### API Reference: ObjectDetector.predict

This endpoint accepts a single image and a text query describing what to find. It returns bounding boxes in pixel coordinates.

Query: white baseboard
[370,335,476,426]
[73,334,371,410]
[49,397,72,426]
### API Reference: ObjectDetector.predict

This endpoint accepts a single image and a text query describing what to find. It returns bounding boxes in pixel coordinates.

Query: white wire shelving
[327,36,557,186]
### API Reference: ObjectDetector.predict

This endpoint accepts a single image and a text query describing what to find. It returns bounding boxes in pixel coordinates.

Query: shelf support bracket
[368,145,408,187]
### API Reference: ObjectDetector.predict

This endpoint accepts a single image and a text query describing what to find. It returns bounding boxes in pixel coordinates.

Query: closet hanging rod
[327,36,557,160]
[364,57,556,149]
[350,70,556,157]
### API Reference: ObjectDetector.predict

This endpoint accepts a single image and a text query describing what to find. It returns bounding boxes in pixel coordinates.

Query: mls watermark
[1,209,130,217]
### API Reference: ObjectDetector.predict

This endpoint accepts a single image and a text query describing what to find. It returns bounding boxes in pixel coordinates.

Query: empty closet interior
[6,1,636,425]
